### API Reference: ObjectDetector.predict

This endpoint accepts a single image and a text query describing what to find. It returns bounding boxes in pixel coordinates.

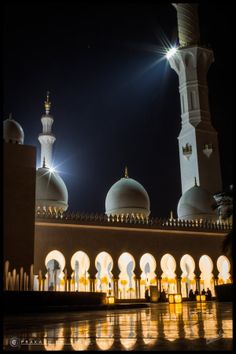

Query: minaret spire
[124,166,129,178]
[42,156,46,168]
[167,3,222,195]
[44,91,51,115]
[38,92,56,169]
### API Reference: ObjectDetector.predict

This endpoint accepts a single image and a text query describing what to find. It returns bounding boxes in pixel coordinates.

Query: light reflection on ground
[4,302,233,351]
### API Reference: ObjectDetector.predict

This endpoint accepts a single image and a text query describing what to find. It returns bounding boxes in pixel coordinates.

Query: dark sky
[3,1,233,217]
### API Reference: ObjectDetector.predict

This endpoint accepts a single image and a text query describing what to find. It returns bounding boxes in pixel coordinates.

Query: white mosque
[3,3,232,300]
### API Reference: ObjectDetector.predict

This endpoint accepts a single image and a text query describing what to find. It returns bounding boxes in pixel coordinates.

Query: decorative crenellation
[35,210,232,231]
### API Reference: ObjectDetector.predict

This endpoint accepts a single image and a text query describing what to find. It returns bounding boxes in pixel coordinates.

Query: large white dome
[36,167,68,212]
[177,184,217,221]
[3,116,24,144]
[105,174,150,218]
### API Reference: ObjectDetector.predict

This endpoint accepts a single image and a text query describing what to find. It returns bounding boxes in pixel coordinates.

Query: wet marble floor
[3,301,233,351]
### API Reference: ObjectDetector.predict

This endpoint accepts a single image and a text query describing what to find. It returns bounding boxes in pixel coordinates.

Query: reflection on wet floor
[4,302,232,351]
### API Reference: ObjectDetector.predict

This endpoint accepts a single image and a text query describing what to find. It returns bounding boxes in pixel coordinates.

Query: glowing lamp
[168,294,175,304]
[196,294,206,302]
[166,46,177,60]
[107,296,115,305]
[168,293,182,304]
[174,294,182,303]
[200,295,206,302]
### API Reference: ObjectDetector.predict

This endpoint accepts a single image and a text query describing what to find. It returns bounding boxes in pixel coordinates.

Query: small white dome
[3,116,24,144]
[36,167,68,212]
[177,184,217,221]
[105,175,150,218]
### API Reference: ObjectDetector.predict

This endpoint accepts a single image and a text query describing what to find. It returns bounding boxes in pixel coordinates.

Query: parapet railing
[35,210,232,231]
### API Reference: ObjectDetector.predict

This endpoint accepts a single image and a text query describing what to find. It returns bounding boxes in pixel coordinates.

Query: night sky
[3,2,233,217]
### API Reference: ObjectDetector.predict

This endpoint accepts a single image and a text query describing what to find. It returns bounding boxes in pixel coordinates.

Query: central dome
[36,167,68,212]
[105,170,150,218]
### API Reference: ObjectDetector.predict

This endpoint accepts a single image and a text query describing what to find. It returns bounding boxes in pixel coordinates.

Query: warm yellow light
[101,276,108,285]
[169,293,182,303]
[196,295,201,302]
[174,294,182,303]
[175,303,183,314]
[150,278,156,285]
[169,303,175,313]
[200,295,206,302]
[196,294,206,302]
[127,287,134,292]
[107,296,115,304]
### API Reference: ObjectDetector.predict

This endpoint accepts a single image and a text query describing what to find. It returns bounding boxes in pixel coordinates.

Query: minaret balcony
[38,132,55,138]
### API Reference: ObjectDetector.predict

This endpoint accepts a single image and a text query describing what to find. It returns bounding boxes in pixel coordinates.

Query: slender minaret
[167,3,222,195]
[38,92,56,168]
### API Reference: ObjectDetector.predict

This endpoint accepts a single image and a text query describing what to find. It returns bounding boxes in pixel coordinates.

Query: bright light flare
[166,46,178,60]
[49,166,56,173]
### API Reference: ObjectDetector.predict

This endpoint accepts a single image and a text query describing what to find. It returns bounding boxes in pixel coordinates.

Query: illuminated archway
[140,253,157,298]
[180,254,196,297]
[118,252,136,299]
[95,252,114,295]
[160,254,177,294]
[45,250,66,291]
[71,251,90,292]
[217,256,231,284]
[141,311,157,345]
[120,313,137,349]
[96,318,114,350]
[70,322,90,351]
[44,327,64,351]
[199,255,215,295]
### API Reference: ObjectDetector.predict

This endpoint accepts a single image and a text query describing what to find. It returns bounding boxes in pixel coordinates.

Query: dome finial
[44,91,51,115]
[194,177,197,186]
[42,156,46,168]
[125,166,129,178]
[9,113,13,120]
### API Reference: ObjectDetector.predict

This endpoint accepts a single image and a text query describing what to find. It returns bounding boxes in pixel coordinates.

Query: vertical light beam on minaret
[167,3,222,195]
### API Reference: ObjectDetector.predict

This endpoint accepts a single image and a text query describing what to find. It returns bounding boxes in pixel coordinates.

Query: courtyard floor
[3,301,233,351]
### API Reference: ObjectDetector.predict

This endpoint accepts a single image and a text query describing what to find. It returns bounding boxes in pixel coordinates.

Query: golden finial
[42,156,46,168]
[125,166,129,178]
[44,91,51,115]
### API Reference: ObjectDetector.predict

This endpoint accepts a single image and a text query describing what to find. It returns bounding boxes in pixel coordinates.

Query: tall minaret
[38,92,56,168]
[167,3,222,195]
